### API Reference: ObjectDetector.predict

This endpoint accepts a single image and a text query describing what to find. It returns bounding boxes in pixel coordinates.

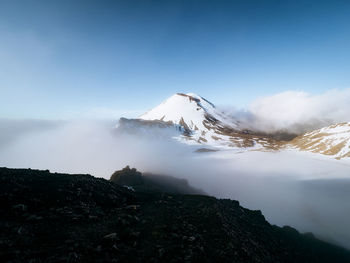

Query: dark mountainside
[1,167,350,263]
[110,166,206,195]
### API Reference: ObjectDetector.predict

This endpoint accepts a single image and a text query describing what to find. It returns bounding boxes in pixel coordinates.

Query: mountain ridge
[289,122,350,159]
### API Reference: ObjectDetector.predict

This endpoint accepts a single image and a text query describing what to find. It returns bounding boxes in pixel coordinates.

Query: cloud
[0,119,190,177]
[221,89,350,135]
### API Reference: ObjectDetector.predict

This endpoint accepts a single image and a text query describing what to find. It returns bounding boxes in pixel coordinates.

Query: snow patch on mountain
[289,122,350,159]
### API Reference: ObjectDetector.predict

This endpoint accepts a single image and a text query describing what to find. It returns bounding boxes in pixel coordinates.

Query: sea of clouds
[1,89,350,249]
[1,117,350,249]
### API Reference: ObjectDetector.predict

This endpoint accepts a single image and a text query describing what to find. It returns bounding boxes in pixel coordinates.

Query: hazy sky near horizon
[1,0,350,119]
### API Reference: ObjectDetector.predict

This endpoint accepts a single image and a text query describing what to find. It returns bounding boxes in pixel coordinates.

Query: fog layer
[1,119,350,248]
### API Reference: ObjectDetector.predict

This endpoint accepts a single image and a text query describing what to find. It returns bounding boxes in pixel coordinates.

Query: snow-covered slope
[140,93,237,131]
[289,122,350,159]
[138,93,280,149]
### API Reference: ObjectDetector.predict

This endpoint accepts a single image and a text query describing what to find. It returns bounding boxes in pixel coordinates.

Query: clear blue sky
[1,0,350,119]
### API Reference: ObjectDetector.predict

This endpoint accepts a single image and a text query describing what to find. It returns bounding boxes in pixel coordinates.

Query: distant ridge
[289,122,350,159]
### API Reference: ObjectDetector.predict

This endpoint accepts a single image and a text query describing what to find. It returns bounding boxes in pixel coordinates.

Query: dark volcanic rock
[1,167,350,263]
[110,166,144,186]
[110,166,205,195]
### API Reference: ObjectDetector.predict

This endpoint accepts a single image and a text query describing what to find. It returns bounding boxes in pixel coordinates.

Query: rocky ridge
[1,167,350,262]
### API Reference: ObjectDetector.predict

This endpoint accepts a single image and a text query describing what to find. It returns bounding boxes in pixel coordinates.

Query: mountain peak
[138,92,242,146]
[139,92,221,128]
[140,92,214,123]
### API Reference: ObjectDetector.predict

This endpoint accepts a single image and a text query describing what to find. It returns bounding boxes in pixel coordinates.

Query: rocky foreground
[1,167,350,263]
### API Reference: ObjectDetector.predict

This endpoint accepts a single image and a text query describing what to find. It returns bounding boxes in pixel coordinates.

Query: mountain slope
[140,93,238,132]
[2,167,350,263]
[289,122,350,159]
[135,93,280,150]
[118,92,350,159]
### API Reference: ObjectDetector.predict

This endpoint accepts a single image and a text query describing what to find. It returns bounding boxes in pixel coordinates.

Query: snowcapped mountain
[120,93,280,150]
[140,93,238,132]
[289,122,350,159]
[118,92,350,160]
[139,92,240,145]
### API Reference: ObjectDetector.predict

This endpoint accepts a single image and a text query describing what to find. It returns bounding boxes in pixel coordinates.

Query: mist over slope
[290,122,350,159]
[1,118,350,249]
[3,167,350,263]
[221,89,350,135]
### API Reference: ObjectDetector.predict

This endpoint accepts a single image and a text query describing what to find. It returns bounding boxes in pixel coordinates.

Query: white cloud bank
[222,89,350,134]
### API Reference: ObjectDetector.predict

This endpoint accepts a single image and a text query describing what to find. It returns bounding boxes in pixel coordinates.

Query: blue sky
[1,0,350,119]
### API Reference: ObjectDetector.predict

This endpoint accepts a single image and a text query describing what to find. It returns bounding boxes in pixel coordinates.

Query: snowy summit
[140,93,237,132]
[138,93,277,149]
